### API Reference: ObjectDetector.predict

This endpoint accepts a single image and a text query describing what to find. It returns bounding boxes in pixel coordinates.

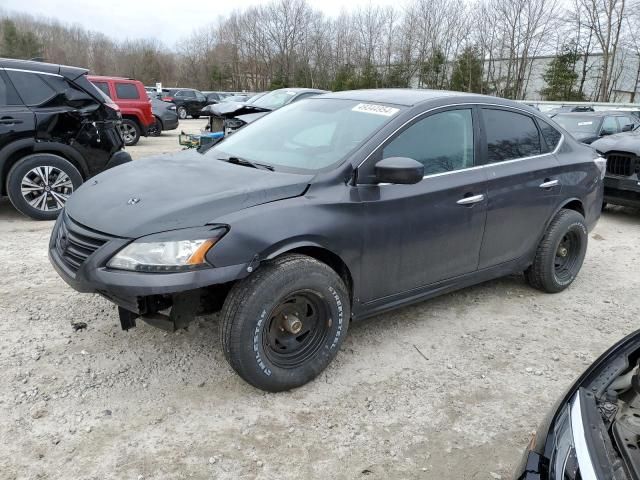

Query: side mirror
[374,157,424,185]
[622,124,634,132]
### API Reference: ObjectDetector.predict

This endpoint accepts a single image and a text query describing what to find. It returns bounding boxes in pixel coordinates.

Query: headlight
[107,228,226,272]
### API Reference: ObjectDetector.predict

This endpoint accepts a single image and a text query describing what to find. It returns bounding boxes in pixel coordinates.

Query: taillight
[593,152,607,179]
[162,96,173,102]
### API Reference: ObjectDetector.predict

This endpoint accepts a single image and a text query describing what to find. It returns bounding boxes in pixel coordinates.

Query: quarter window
[482,109,541,162]
[92,81,111,97]
[537,118,562,152]
[382,109,474,175]
[115,83,139,99]
[6,71,57,106]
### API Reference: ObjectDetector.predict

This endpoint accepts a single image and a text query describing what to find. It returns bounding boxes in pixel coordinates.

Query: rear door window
[482,108,542,162]
[115,82,140,99]
[6,70,57,106]
[601,116,618,135]
[0,71,22,106]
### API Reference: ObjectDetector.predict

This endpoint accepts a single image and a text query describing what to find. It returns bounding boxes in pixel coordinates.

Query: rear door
[477,107,562,269]
[0,69,35,155]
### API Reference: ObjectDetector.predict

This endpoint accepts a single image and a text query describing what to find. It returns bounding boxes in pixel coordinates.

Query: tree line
[1,0,639,102]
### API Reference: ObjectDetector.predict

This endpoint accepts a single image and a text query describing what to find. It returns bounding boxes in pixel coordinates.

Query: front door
[358,107,488,302]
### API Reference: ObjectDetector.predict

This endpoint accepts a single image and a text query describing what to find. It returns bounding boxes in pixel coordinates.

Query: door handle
[0,118,23,125]
[539,179,559,189]
[456,194,485,205]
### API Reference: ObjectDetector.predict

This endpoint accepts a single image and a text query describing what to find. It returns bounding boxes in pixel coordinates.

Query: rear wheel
[119,119,141,146]
[220,254,350,392]
[525,209,588,293]
[6,153,83,220]
[177,106,187,119]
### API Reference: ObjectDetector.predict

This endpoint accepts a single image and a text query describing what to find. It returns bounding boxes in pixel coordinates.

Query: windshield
[251,90,301,110]
[553,114,599,134]
[208,98,403,172]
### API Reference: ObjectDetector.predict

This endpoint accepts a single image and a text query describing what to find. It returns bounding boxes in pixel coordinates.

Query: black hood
[591,130,640,156]
[65,150,312,238]
[201,101,271,118]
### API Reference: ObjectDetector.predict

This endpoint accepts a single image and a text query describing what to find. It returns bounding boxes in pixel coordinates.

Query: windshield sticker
[352,103,400,117]
[577,121,593,126]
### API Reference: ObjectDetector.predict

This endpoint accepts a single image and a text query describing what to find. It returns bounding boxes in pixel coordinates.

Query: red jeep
[89,76,154,146]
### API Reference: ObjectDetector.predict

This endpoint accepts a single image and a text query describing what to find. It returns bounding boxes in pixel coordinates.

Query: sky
[3,0,399,46]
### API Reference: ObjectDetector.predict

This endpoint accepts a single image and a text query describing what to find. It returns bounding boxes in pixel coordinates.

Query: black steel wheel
[220,254,350,392]
[525,209,588,293]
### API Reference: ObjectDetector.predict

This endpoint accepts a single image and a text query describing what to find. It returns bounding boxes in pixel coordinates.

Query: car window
[621,116,637,130]
[482,108,541,162]
[92,81,111,97]
[195,92,206,102]
[601,116,618,135]
[382,109,474,175]
[537,118,562,152]
[0,71,22,106]
[182,90,196,99]
[115,83,139,100]
[6,70,57,106]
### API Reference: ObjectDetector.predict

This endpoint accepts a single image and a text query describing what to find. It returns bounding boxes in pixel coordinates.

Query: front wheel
[148,117,162,136]
[220,254,350,392]
[6,153,83,220]
[525,209,588,293]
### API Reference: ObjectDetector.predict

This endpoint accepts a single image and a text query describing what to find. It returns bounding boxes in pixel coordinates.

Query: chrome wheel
[119,123,137,144]
[177,107,187,119]
[20,166,73,212]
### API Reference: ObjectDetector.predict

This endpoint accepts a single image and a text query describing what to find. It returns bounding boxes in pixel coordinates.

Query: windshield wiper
[218,156,274,171]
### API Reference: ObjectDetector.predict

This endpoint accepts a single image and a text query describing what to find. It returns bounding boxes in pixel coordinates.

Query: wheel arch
[0,139,88,195]
[264,242,354,304]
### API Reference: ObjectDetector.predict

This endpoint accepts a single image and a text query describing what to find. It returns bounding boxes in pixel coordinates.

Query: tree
[450,46,484,93]
[1,19,41,59]
[540,45,585,100]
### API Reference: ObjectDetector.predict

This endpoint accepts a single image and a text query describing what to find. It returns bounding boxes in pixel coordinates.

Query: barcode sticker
[577,121,593,126]
[352,103,400,116]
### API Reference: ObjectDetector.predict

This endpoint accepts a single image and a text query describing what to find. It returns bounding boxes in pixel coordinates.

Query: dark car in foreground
[516,329,640,480]
[591,125,640,208]
[0,58,131,220]
[49,89,604,391]
[201,87,328,136]
[553,111,640,144]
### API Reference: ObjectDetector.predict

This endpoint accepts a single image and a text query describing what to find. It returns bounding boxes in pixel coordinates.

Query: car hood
[570,132,598,144]
[65,150,312,238]
[591,130,640,155]
[201,101,271,118]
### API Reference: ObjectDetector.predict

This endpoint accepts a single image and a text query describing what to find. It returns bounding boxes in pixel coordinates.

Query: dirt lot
[1,119,639,479]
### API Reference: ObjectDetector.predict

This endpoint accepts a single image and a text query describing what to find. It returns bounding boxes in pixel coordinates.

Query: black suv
[50,90,605,392]
[0,58,131,220]
[161,88,208,119]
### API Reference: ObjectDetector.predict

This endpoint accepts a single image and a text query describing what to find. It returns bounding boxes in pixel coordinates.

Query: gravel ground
[1,119,639,479]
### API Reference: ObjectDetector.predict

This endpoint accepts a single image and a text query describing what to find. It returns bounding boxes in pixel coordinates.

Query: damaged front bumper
[48,213,249,330]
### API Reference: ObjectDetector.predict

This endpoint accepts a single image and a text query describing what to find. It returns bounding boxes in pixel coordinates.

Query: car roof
[552,110,629,117]
[270,88,328,95]
[1,57,87,80]
[321,88,506,107]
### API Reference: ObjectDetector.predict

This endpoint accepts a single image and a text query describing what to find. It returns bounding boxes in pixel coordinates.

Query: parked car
[89,76,155,146]
[161,88,208,119]
[49,89,604,391]
[0,58,131,220]
[552,111,640,144]
[546,105,595,116]
[246,91,269,104]
[201,91,227,105]
[516,329,640,480]
[591,124,640,208]
[220,94,253,103]
[147,94,179,136]
[201,87,328,136]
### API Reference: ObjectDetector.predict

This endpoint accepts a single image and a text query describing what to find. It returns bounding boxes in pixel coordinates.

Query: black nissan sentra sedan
[516,330,640,480]
[49,89,605,392]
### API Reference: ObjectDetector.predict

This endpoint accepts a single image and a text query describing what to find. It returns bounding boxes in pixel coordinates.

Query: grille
[606,153,636,177]
[55,215,111,273]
